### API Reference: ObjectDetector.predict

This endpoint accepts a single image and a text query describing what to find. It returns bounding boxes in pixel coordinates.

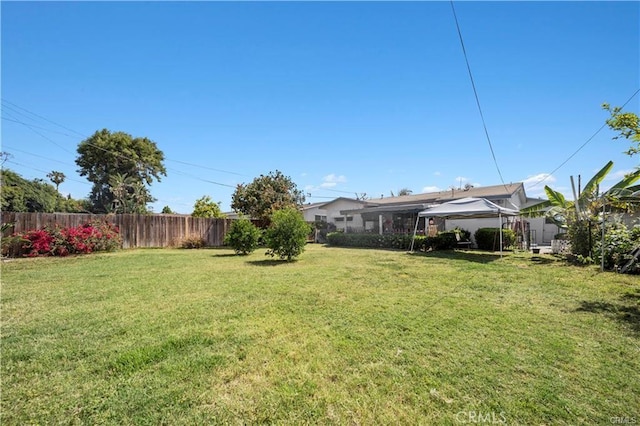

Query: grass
[2,245,639,424]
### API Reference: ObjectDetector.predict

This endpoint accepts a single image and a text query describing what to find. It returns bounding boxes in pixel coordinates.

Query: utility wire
[5,160,92,186]
[2,98,251,179]
[2,99,87,139]
[2,116,80,138]
[3,99,367,195]
[2,110,77,155]
[2,145,78,168]
[450,0,508,191]
[4,159,194,208]
[527,87,640,190]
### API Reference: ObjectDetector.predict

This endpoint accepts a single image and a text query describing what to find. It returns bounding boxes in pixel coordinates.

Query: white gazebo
[410,197,519,256]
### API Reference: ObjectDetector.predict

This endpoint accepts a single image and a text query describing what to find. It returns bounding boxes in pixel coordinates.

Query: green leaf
[607,168,640,192]
[519,200,551,217]
[544,186,568,208]
[581,161,613,197]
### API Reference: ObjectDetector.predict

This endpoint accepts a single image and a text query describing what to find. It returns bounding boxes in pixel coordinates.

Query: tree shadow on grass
[408,250,502,264]
[246,259,297,267]
[530,255,558,265]
[622,289,640,301]
[210,253,239,258]
[575,299,640,335]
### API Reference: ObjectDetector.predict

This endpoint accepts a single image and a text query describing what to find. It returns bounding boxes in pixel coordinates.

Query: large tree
[1,169,89,213]
[76,129,166,213]
[231,170,305,224]
[1,169,58,212]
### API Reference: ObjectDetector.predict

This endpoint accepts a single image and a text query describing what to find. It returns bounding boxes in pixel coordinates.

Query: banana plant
[520,161,640,227]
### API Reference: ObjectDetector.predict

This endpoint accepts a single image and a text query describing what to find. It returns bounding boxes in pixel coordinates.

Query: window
[334,216,353,222]
[314,215,327,222]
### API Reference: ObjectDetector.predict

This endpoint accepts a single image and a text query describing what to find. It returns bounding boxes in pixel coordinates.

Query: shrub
[23,229,54,257]
[7,221,121,257]
[567,219,598,259]
[181,235,206,249]
[326,233,414,250]
[474,228,516,251]
[435,230,458,250]
[325,231,458,251]
[264,207,311,261]
[224,218,261,255]
[594,222,640,273]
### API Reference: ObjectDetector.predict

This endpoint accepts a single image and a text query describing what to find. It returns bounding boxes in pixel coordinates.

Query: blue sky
[2,1,639,213]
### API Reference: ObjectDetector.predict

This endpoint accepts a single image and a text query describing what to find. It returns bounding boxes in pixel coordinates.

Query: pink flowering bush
[12,221,122,257]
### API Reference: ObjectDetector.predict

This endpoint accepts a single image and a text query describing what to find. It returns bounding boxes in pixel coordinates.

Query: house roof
[365,183,524,206]
[304,197,364,211]
[340,183,526,215]
[302,201,330,211]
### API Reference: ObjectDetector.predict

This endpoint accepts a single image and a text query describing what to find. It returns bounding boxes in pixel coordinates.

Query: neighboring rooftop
[364,183,524,206]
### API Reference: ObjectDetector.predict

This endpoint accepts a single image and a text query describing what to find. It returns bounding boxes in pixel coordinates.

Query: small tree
[47,171,66,192]
[192,195,226,218]
[224,218,261,255]
[161,206,174,214]
[264,207,311,261]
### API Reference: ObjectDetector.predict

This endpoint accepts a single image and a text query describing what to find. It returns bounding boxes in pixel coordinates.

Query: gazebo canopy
[417,197,519,219]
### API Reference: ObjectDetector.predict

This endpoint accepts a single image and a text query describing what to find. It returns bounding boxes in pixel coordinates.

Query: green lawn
[2,245,639,424]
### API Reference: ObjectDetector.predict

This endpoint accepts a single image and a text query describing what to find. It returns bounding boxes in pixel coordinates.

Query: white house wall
[445,216,555,246]
[303,199,366,231]
[303,205,326,223]
[324,199,365,231]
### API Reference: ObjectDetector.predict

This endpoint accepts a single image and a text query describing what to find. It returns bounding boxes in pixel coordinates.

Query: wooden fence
[1,212,233,249]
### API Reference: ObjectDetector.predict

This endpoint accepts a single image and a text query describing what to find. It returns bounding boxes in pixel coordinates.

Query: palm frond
[607,168,640,192]
[545,186,569,208]
[582,161,613,197]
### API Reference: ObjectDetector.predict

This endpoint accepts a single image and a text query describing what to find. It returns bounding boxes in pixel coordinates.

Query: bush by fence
[1,212,232,249]
[4,221,122,257]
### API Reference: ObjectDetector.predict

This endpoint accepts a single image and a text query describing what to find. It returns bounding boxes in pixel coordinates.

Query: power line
[5,160,92,186]
[2,99,366,196]
[166,158,248,177]
[2,145,78,168]
[2,98,87,139]
[450,0,508,191]
[2,116,80,138]
[2,98,249,179]
[1,110,76,155]
[527,87,640,190]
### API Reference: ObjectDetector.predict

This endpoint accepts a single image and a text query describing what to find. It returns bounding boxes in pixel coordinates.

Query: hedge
[326,231,458,251]
[474,228,516,251]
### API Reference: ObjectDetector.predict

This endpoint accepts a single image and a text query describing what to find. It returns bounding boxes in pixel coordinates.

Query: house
[302,197,368,232]
[333,183,557,246]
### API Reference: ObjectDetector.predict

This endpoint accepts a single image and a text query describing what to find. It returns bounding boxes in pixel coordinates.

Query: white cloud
[422,185,442,193]
[320,173,347,188]
[454,176,469,182]
[519,173,558,198]
[522,173,557,188]
[433,171,441,176]
[605,169,634,181]
[471,182,482,188]
[300,172,308,177]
